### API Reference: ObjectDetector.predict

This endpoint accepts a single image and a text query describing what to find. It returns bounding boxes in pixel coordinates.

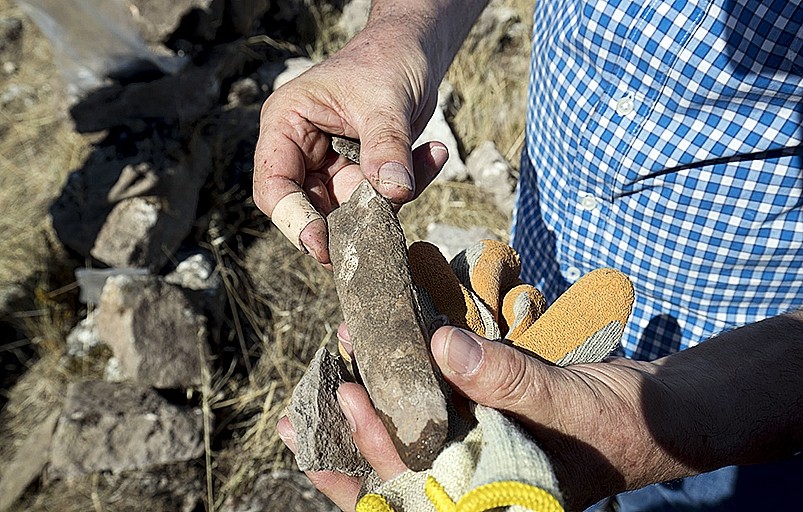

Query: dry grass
[0,0,532,510]
[446,0,533,164]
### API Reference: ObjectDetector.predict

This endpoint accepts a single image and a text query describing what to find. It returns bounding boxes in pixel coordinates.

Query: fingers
[409,142,449,200]
[253,120,332,264]
[277,416,363,512]
[430,326,559,430]
[336,382,408,481]
[276,382,407,510]
[327,141,448,208]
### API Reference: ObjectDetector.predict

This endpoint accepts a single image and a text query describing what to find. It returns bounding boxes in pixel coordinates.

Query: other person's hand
[279,326,680,511]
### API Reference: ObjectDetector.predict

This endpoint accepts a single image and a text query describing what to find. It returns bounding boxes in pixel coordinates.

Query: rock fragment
[288,348,371,476]
[48,380,203,480]
[426,223,499,262]
[0,411,58,512]
[465,140,517,215]
[328,181,449,471]
[96,274,208,389]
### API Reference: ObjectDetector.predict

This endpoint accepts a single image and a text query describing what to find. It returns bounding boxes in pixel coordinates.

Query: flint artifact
[328,180,449,471]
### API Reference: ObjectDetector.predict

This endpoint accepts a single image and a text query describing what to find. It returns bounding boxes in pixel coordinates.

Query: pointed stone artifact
[328,180,449,471]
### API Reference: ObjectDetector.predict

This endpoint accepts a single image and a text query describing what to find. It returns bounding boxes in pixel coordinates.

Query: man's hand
[279,309,803,511]
[253,1,491,265]
[278,326,676,511]
[253,20,448,265]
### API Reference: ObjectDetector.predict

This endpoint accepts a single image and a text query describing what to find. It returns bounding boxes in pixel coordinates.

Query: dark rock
[96,274,208,389]
[328,181,448,471]
[288,348,371,476]
[48,380,204,480]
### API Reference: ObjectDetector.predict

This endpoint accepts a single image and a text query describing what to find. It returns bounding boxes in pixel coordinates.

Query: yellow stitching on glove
[425,475,457,512]
[459,481,564,512]
[513,268,634,363]
[357,493,396,512]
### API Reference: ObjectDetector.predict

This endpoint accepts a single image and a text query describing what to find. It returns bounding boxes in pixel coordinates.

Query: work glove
[351,239,634,512]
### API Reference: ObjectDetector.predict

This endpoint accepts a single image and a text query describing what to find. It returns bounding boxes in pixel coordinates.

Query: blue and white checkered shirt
[511,0,803,360]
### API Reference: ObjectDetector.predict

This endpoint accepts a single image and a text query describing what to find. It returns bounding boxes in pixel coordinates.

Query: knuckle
[486,351,540,411]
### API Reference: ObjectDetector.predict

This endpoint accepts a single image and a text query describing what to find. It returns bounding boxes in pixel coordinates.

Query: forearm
[644,308,803,477]
[365,0,490,81]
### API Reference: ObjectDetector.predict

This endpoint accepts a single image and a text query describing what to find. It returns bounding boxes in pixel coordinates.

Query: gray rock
[257,57,315,91]
[96,274,208,389]
[288,348,371,477]
[466,140,517,215]
[336,0,370,40]
[91,196,191,270]
[426,223,499,263]
[166,250,225,323]
[51,134,210,271]
[329,181,449,471]
[48,381,203,480]
[0,411,59,512]
[75,267,150,305]
[165,251,219,292]
[221,470,338,512]
[65,313,102,358]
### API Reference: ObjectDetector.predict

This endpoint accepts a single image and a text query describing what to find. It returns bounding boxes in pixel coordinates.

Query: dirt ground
[0,0,532,510]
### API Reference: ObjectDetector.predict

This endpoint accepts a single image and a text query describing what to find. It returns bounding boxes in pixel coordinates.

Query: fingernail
[336,388,358,433]
[444,328,484,375]
[379,162,413,192]
[299,224,330,264]
[277,416,297,453]
[338,336,353,357]
[430,144,448,159]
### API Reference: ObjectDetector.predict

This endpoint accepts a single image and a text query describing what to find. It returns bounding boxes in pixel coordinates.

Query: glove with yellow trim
[351,239,634,512]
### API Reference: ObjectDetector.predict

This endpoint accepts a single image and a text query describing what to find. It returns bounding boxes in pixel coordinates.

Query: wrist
[365,0,489,80]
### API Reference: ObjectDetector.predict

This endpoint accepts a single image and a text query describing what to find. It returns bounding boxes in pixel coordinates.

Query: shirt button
[616,94,635,116]
[578,194,598,211]
[566,266,582,281]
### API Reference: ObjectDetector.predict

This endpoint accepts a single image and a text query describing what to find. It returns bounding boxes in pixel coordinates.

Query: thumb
[431,327,557,426]
[357,118,417,204]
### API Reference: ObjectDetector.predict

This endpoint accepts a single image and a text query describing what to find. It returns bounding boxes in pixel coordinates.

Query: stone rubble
[96,274,209,389]
[48,380,204,480]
